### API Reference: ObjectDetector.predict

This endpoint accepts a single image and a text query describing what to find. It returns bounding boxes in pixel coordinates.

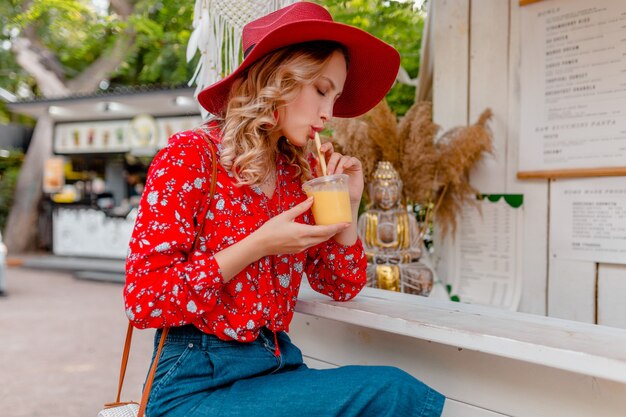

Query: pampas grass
[398,102,440,205]
[329,116,382,184]
[365,99,402,165]
[329,100,493,240]
[434,109,493,236]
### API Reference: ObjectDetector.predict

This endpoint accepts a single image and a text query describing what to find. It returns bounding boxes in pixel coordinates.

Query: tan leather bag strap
[107,130,218,417]
[137,327,169,417]
[115,322,134,403]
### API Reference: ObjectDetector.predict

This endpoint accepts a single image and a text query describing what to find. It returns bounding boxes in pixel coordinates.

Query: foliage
[14,0,121,77]
[2,0,197,91]
[320,0,426,115]
[0,1,34,124]
[445,284,460,302]
[0,149,24,234]
[111,0,197,87]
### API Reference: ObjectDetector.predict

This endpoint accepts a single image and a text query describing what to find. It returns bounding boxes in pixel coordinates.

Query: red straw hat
[197,1,400,118]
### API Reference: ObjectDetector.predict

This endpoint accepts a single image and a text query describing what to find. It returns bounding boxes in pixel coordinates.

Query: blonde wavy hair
[218,41,348,186]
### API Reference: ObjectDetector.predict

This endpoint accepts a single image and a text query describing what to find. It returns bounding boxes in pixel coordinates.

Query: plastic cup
[302,174,352,225]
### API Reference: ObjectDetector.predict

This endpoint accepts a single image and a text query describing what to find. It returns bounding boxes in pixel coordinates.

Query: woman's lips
[310,125,324,139]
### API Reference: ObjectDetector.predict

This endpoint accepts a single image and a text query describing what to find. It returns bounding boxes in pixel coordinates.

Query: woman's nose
[320,102,333,122]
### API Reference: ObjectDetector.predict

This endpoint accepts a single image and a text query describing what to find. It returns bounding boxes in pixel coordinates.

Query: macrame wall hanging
[188,0,297,118]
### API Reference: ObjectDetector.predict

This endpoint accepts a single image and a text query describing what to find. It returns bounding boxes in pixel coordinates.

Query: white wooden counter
[290,284,626,417]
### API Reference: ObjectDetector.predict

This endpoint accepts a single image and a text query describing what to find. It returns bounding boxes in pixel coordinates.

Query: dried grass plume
[329,100,493,240]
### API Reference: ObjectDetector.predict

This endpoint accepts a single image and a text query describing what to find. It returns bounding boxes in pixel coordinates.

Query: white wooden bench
[290,283,626,417]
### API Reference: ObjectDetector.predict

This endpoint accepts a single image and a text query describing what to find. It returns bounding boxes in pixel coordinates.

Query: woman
[124,2,445,416]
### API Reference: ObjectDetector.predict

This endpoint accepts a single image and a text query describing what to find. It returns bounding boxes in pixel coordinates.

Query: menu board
[551,177,626,264]
[451,195,524,311]
[519,0,626,174]
[53,115,202,154]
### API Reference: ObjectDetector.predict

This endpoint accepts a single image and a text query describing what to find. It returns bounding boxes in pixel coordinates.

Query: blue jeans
[147,325,445,417]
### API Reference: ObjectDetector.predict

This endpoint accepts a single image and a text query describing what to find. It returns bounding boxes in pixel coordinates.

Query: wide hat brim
[197,20,400,118]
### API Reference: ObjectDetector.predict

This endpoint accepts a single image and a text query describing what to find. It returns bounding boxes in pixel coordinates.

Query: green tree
[1,0,198,122]
[321,0,426,115]
[109,0,196,87]
[0,1,34,124]
[2,0,196,96]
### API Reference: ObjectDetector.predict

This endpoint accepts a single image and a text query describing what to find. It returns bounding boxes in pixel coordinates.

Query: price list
[551,176,626,264]
[520,0,626,171]
[452,196,523,310]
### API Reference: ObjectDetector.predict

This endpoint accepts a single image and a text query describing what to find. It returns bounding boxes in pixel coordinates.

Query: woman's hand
[253,197,350,256]
[317,142,364,204]
[315,142,361,246]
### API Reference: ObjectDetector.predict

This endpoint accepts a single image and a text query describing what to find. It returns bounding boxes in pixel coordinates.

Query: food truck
[9,86,201,259]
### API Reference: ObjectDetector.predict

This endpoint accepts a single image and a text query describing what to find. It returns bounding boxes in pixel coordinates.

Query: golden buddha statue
[357,161,433,296]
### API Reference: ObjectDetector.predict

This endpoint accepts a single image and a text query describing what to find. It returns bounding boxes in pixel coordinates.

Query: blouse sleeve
[303,152,367,301]
[124,131,224,329]
[305,237,368,301]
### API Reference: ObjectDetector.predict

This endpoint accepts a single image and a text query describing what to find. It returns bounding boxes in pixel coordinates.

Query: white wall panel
[431,0,470,295]
[432,0,470,128]
[468,0,509,193]
[598,264,626,329]
[547,258,596,323]
[506,0,550,315]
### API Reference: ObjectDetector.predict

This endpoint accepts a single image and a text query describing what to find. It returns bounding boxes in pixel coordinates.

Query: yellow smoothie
[309,189,352,225]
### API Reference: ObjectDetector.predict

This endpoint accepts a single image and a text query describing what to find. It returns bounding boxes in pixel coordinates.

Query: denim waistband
[155,324,275,350]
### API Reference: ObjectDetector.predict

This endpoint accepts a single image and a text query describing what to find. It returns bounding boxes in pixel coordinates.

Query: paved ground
[0,266,154,417]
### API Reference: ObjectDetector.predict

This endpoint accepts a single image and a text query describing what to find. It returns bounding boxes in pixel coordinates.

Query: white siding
[431,0,626,323]
[598,264,626,329]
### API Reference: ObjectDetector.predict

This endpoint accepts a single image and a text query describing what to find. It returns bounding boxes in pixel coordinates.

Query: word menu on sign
[519,0,626,172]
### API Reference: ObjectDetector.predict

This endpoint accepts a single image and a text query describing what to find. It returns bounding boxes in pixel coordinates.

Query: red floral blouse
[124,124,367,342]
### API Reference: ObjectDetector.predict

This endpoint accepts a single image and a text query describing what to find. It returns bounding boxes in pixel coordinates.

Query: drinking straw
[314,132,327,176]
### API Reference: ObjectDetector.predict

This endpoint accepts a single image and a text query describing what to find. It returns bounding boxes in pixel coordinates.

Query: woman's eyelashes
[317,88,327,97]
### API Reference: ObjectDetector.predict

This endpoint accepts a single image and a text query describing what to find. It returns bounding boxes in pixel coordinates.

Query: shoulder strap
[107,128,219,417]
[137,327,169,417]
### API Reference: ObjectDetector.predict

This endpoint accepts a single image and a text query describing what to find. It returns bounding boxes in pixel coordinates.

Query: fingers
[267,222,350,255]
[281,197,314,220]
[265,218,351,255]
[319,141,334,155]
[318,142,361,175]
[305,223,351,239]
[326,152,342,175]
[319,142,335,173]
[327,154,362,175]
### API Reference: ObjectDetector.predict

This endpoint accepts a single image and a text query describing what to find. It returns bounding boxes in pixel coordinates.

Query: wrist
[247,228,269,259]
[350,201,360,218]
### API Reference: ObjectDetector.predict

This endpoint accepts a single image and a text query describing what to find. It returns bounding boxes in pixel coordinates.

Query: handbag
[99,129,218,417]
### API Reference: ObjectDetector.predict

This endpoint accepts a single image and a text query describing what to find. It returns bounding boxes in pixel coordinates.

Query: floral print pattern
[124,124,367,342]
